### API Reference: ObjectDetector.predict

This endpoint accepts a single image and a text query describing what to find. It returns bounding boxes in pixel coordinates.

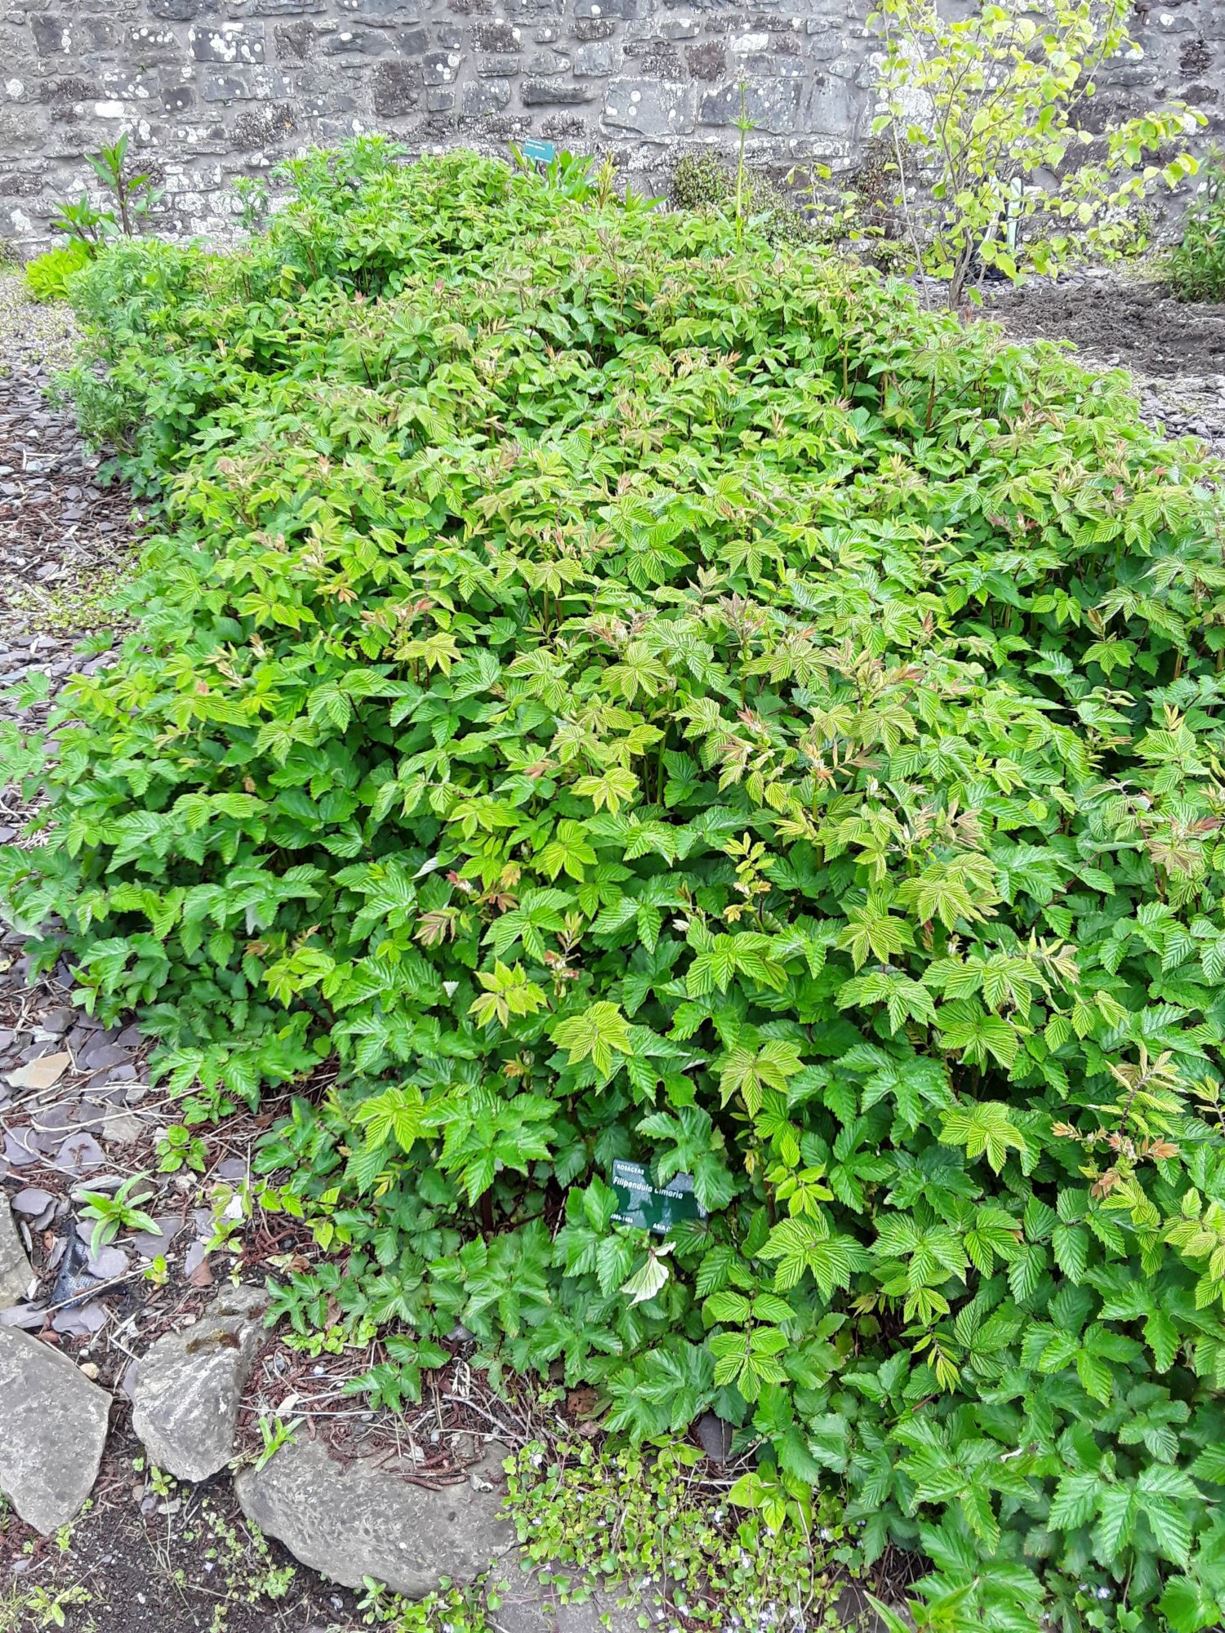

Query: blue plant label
[520,140,556,165]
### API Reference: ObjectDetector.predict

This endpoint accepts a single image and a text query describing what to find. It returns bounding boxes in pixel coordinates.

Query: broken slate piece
[0,1328,111,1534]
[234,1438,514,1596]
[187,1255,215,1289]
[131,1284,268,1481]
[183,1240,210,1279]
[11,1187,55,1214]
[99,1111,143,1146]
[695,1409,733,1464]
[51,1300,107,1338]
[6,1051,71,1092]
[0,1203,34,1308]
[2,1129,38,1169]
[57,1131,106,1173]
[86,1242,128,1280]
[118,1356,140,1403]
[78,1042,131,1074]
[0,1302,45,1331]
[130,1213,179,1259]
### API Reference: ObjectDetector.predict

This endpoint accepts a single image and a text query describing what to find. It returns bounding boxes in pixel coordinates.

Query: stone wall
[0,0,1222,246]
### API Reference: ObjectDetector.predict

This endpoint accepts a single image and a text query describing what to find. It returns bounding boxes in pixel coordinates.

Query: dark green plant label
[611,1160,706,1235]
[520,140,556,165]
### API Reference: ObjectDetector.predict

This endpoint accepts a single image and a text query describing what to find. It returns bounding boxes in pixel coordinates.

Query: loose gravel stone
[6,1050,70,1091]
[11,1186,54,1213]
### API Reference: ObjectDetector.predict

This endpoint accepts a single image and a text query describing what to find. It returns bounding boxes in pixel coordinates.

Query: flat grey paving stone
[235,1437,515,1598]
[0,1326,111,1534]
[491,1579,649,1633]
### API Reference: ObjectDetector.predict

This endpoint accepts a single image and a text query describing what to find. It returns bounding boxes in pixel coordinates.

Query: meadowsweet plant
[27,133,161,304]
[4,143,1225,1631]
[870,0,1202,307]
[51,133,161,247]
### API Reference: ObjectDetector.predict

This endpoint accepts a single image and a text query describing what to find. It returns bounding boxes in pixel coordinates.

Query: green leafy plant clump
[671,152,814,247]
[1166,151,1225,303]
[24,242,91,303]
[7,141,1225,1632]
[23,131,161,305]
[506,1437,854,1627]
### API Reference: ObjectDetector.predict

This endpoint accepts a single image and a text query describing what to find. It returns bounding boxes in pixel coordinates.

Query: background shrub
[1167,152,1225,302]
[871,0,1201,307]
[6,144,1225,1633]
[671,151,813,246]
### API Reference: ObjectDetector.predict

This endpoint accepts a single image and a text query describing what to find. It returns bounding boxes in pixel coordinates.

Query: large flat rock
[0,1327,110,1534]
[235,1437,515,1598]
[494,1578,648,1633]
[131,1283,267,1482]
[496,1563,886,1633]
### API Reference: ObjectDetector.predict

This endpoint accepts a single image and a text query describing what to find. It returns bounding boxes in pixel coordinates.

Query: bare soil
[3,1421,362,1633]
[986,271,1225,459]
[988,271,1225,378]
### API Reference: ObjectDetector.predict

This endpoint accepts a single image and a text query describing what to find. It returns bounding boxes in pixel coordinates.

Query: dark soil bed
[987,270,1225,378]
[986,270,1225,456]
[3,1420,362,1633]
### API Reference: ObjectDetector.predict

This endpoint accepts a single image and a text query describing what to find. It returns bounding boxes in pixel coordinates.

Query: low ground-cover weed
[507,1438,853,1627]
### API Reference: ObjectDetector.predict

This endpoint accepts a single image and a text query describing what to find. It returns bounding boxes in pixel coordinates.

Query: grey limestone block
[131,1283,268,1483]
[235,1437,516,1597]
[0,1327,111,1535]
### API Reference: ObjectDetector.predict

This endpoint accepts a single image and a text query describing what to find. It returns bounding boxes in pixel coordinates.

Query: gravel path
[0,277,365,1633]
[0,271,136,641]
[0,272,136,852]
[0,270,156,1333]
